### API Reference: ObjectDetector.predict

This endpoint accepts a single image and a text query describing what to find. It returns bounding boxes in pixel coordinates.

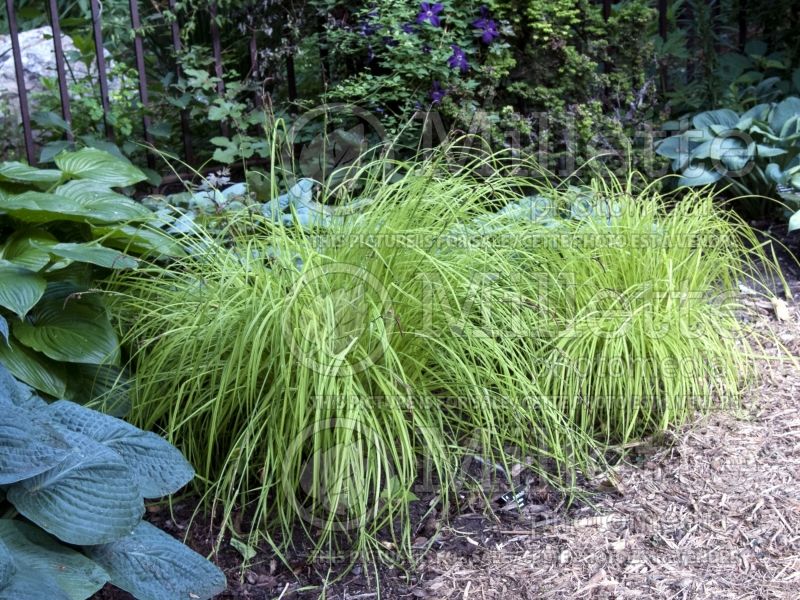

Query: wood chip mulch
[415,312,800,600]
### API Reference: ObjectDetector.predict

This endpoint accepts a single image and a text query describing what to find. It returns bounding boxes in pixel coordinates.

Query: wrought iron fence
[2,0,748,167]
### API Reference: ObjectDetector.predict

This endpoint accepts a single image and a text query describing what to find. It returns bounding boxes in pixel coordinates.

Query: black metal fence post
[5,0,36,164]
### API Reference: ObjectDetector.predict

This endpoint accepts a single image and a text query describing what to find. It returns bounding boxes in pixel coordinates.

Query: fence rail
[3,0,745,166]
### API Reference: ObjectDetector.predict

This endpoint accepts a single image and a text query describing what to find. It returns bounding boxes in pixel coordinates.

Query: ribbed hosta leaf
[12,287,120,365]
[91,224,186,259]
[86,522,227,600]
[46,400,194,498]
[0,538,12,590]
[0,520,108,600]
[0,162,61,187]
[0,262,46,317]
[0,336,68,398]
[56,180,153,221]
[0,191,152,224]
[0,567,71,600]
[0,360,48,410]
[0,192,153,223]
[32,241,138,270]
[0,230,57,271]
[55,149,146,187]
[6,429,143,545]
[0,404,70,485]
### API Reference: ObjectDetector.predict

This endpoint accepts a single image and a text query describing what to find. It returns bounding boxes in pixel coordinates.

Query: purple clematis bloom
[401,23,417,34]
[430,81,446,104]
[417,2,444,27]
[473,18,499,43]
[472,6,499,44]
[447,45,469,72]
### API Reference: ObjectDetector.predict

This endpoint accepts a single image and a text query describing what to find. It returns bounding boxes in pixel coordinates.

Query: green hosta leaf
[86,521,227,600]
[678,164,724,187]
[6,428,144,545]
[56,180,153,222]
[92,224,186,259]
[0,230,57,271]
[55,148,146,187]
[0,262,46,317]
[769,97,800,135]
[0,191,151,224]
[0,162,61,187]
[33,242,138,270]
[0,404,70,485]
[0,337,68,398]
[46,400,194,497]
[12,286,120,365]
[0,520,108,600]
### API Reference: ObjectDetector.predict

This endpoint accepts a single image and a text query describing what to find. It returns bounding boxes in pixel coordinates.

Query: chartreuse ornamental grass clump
[112,152,779,562]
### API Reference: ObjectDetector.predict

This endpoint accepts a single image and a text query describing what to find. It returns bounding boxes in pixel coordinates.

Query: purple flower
[401,23,416,34]
[473,18,499,43]
[430,81,446,104]
[472,7,499,44]
[417,2,444,27]
[359,21,380,36]
[447,44,469,72]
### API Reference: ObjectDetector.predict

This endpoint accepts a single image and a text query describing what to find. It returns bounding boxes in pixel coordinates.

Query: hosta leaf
[0,162,61,187]
[6,429,143,545]
[55,148,146,187]
[678,164,723,187]
[769,97,800,135]
[757,145,787,158]
[0,567,71,600]
[0,315,7,346]
[789,209,800,233]
[46,400,194,497]
[0,362,42,409]
[56,180,153,221]
[692,109,739,130]
[0,262,46,317]
[741,103,770,122]
[0,404,70,485]
[0,230,57,271]
[92,224,186,259]
[12,286,120,365]
[766,163,785,184]
[0,538,12,589]
[0,519,108,600]
[654,135,684,159]
[33,242,138,270]
[86,521,227,600]
[0,337,68,398]
[0,191,152,224]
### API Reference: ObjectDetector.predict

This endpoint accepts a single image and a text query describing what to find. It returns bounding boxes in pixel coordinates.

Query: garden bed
[91,252,800,600]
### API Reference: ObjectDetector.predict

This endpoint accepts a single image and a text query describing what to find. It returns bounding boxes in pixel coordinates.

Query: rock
[0,26,107,119]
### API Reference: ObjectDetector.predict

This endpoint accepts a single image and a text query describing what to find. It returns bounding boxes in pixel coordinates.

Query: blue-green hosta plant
[0,363,226,599]
[0,149,182,409]
[656,96,800,225]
